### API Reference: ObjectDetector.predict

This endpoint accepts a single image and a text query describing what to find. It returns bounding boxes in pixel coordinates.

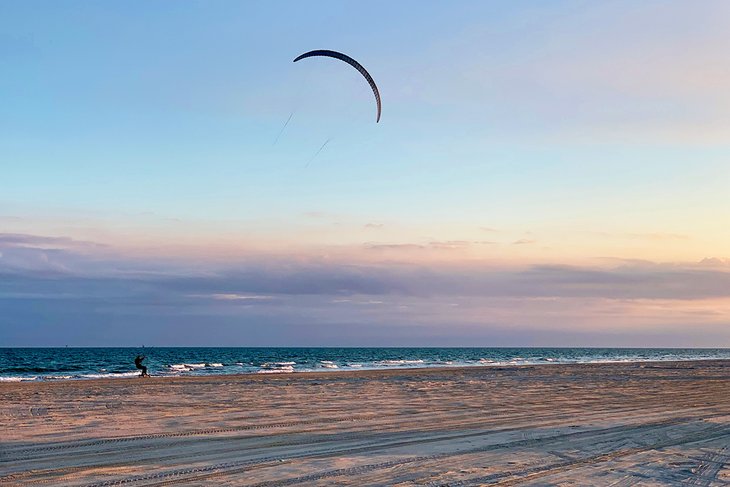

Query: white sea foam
[259,361,298,373]
[348,364,363,368]
[168,363,208,372]
[0,376,30,382]
[321,363,338,369]
[257,366,294,374]
[207,363,224,367]
[376,359,425,365]
[586,358,637,364]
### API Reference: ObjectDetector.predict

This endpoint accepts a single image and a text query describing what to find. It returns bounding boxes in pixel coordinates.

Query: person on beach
[134,355,149,377]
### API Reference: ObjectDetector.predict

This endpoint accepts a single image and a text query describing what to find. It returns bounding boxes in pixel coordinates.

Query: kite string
[305,138,332,168]
[273,111,294,146]
[273,76,307,147]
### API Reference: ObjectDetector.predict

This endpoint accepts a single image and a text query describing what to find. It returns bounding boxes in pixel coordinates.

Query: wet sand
[1,360,729,486]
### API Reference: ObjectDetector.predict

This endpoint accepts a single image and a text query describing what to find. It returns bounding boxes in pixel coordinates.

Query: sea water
[1,347,729,382]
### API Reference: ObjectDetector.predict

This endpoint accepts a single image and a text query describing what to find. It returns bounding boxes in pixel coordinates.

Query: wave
[0,371,140,381]
[167,363,209,372]
[0,376,33,382]
[258,360,298,374]
[375,359,425,365]
[257,366,294,374]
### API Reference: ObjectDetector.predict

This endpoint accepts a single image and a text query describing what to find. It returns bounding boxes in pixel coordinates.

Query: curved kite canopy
[293,50,381,123]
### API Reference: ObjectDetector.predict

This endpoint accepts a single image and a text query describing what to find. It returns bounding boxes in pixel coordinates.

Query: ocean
[1,347,729,382]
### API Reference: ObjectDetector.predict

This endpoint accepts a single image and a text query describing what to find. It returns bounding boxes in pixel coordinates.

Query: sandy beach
[1,360,729,486]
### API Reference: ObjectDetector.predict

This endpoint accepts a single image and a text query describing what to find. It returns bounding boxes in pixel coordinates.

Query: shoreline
[4,346,729,384]
[3,357,730,388]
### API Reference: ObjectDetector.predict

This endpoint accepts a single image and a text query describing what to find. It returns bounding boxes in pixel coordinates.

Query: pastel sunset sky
[1,1,729,346]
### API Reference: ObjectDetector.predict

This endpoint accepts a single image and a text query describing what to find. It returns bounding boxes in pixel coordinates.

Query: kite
[293,50,381,123]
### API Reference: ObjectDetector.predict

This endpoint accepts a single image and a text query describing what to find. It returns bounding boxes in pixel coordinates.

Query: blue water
[1,347,729,381]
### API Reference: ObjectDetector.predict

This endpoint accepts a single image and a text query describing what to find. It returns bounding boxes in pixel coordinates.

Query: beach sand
[1,360,729,486]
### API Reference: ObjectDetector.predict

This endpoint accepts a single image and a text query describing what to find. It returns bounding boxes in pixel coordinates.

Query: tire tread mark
[123,416,727,487]
[683,446,728,486]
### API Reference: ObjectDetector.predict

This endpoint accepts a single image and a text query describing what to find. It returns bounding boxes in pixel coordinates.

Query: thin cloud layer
[0,233,104,250]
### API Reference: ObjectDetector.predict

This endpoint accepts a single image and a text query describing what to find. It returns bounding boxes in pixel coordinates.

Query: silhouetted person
[135,355,149,377]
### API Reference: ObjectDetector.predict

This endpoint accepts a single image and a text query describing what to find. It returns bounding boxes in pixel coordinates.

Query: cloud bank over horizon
[2,232,729,347]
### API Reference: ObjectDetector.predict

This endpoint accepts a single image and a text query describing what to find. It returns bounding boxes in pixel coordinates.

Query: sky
[1,1,729,347]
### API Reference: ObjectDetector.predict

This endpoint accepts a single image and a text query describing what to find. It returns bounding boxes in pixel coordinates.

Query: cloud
[364,223,384,229]
[4,238,730,302]
[4,233,730,302]
[503,264,730,300]
[0,233,116,275]
[364,240,496,252]
[331,299,384,306]
[512,239,536,245]
[364,243,426,251]
[427,240,472,250]
[0,233,104,250]
[699,257,730,267]
[190,293,274,301]
[2,232,730,346]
